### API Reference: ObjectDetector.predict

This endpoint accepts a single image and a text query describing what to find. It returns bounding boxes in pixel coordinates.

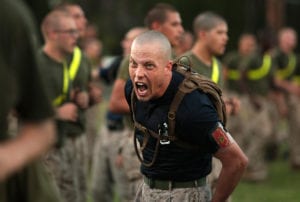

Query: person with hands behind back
[125,30,248,202]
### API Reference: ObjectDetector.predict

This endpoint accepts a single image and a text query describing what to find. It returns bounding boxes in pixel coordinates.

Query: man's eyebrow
[130,57,136,62]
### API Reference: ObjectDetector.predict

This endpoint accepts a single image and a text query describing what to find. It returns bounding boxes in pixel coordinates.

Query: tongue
[137,85,147,96]
[139,85,147,91]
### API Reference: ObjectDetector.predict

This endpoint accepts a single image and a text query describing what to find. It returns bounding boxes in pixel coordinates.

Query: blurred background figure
[272,27,300,170]
[0,0,61,201]
[174,30,195,56]
[55,1,103,182]
[91,26,147,202]
[222,33,258,154]
[223,32,275,182]
[144,2,184,57]
[81,37,104,170]
[82,37,103,69]
[223,33,258,91]
[179,11,236,201]
[39,9,90,202]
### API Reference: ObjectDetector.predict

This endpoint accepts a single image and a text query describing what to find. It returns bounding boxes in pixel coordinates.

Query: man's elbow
[236,153,249,173]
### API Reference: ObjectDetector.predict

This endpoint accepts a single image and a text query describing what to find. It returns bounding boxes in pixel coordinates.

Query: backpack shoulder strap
[168,64,227,141]
[168,67,198,140]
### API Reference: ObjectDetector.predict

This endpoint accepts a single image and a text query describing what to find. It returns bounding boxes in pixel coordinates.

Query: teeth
[136,82,147,91]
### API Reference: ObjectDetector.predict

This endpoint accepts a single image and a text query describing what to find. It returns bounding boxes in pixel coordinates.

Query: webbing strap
[52,61,69,106]
[131,90,155,167]
[211,57,220,83]
[276,53,296,80]
[52,47,82,106]
[247,54,272,80]
[167,89,184,141]
[168,68,226,135]
[130,64,227,167]
[168,74,196,140]
[69,46,82,81]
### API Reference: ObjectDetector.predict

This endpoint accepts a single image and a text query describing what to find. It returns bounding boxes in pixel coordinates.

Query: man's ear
[166,60,173,70]
[48,29,58,39]
[151,21,161,31]
[198,30,207,40]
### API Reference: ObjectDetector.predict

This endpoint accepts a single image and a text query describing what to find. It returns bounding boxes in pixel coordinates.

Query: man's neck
[191,42,213,66]
[43,44,66,63]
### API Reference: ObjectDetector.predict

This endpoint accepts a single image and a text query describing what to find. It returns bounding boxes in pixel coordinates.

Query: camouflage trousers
[235,95,272,181]
[0,160,63,202]
[85,104,101,172]
[44,135,87,202]
[134,181,211,202]
[91,126,142,202]
[287,94,300,167]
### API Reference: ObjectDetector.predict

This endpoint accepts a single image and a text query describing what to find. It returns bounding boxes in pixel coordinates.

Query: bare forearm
[212,143,248,202]
[0,119,55,181]
[211,162,246,202]
[109,79,130,114]
[109,98,130,114]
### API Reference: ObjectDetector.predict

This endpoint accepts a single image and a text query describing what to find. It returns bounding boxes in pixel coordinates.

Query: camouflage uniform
[39,49,91,202]
[135,182,211,202]
[273,49,300,168]
[91,56,142,202]
[238,53,274,181]
[287,93,300,167]
[222,51,255,153]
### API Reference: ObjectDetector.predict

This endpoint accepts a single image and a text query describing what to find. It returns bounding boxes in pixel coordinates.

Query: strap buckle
[159,122,170,145]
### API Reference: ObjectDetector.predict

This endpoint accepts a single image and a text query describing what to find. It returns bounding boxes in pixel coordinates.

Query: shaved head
[132,30,172,61]
[129,30,173,101]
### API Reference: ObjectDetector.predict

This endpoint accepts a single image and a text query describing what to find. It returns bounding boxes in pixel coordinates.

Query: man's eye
[145,63,154,69]
[130,61,137,68]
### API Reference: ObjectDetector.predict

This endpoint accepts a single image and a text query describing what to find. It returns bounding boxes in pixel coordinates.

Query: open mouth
[135,82,148,96]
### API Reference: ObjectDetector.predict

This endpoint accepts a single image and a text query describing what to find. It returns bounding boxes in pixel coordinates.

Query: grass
[232,158,300,202]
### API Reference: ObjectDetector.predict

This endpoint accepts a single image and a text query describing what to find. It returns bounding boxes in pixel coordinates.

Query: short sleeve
[176,90,220,153]
[124,79,133,107]
[117,56,130,81]
[12,6,54,121]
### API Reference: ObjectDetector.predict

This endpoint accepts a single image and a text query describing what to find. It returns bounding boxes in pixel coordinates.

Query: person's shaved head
[132,30,172,61]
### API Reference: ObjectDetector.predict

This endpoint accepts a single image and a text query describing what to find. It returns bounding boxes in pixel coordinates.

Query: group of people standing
[223,27,300,181]
[1,1,300,202]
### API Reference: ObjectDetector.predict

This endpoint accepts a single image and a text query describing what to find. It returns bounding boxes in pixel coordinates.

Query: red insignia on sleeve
[212,127,230,148]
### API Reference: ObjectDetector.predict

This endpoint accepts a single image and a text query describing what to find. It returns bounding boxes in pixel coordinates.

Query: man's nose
[135,66,145,78]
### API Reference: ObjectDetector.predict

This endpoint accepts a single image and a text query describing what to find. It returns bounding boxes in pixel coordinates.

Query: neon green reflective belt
[211,57,220,84]
[247,54,272,80]
[292,76,300,86]
[276,53,296,80]
[52,47,82,106]
[228,69,241,80]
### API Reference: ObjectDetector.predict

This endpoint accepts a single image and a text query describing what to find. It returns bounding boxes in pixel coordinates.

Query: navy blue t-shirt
[125,70,221,181]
